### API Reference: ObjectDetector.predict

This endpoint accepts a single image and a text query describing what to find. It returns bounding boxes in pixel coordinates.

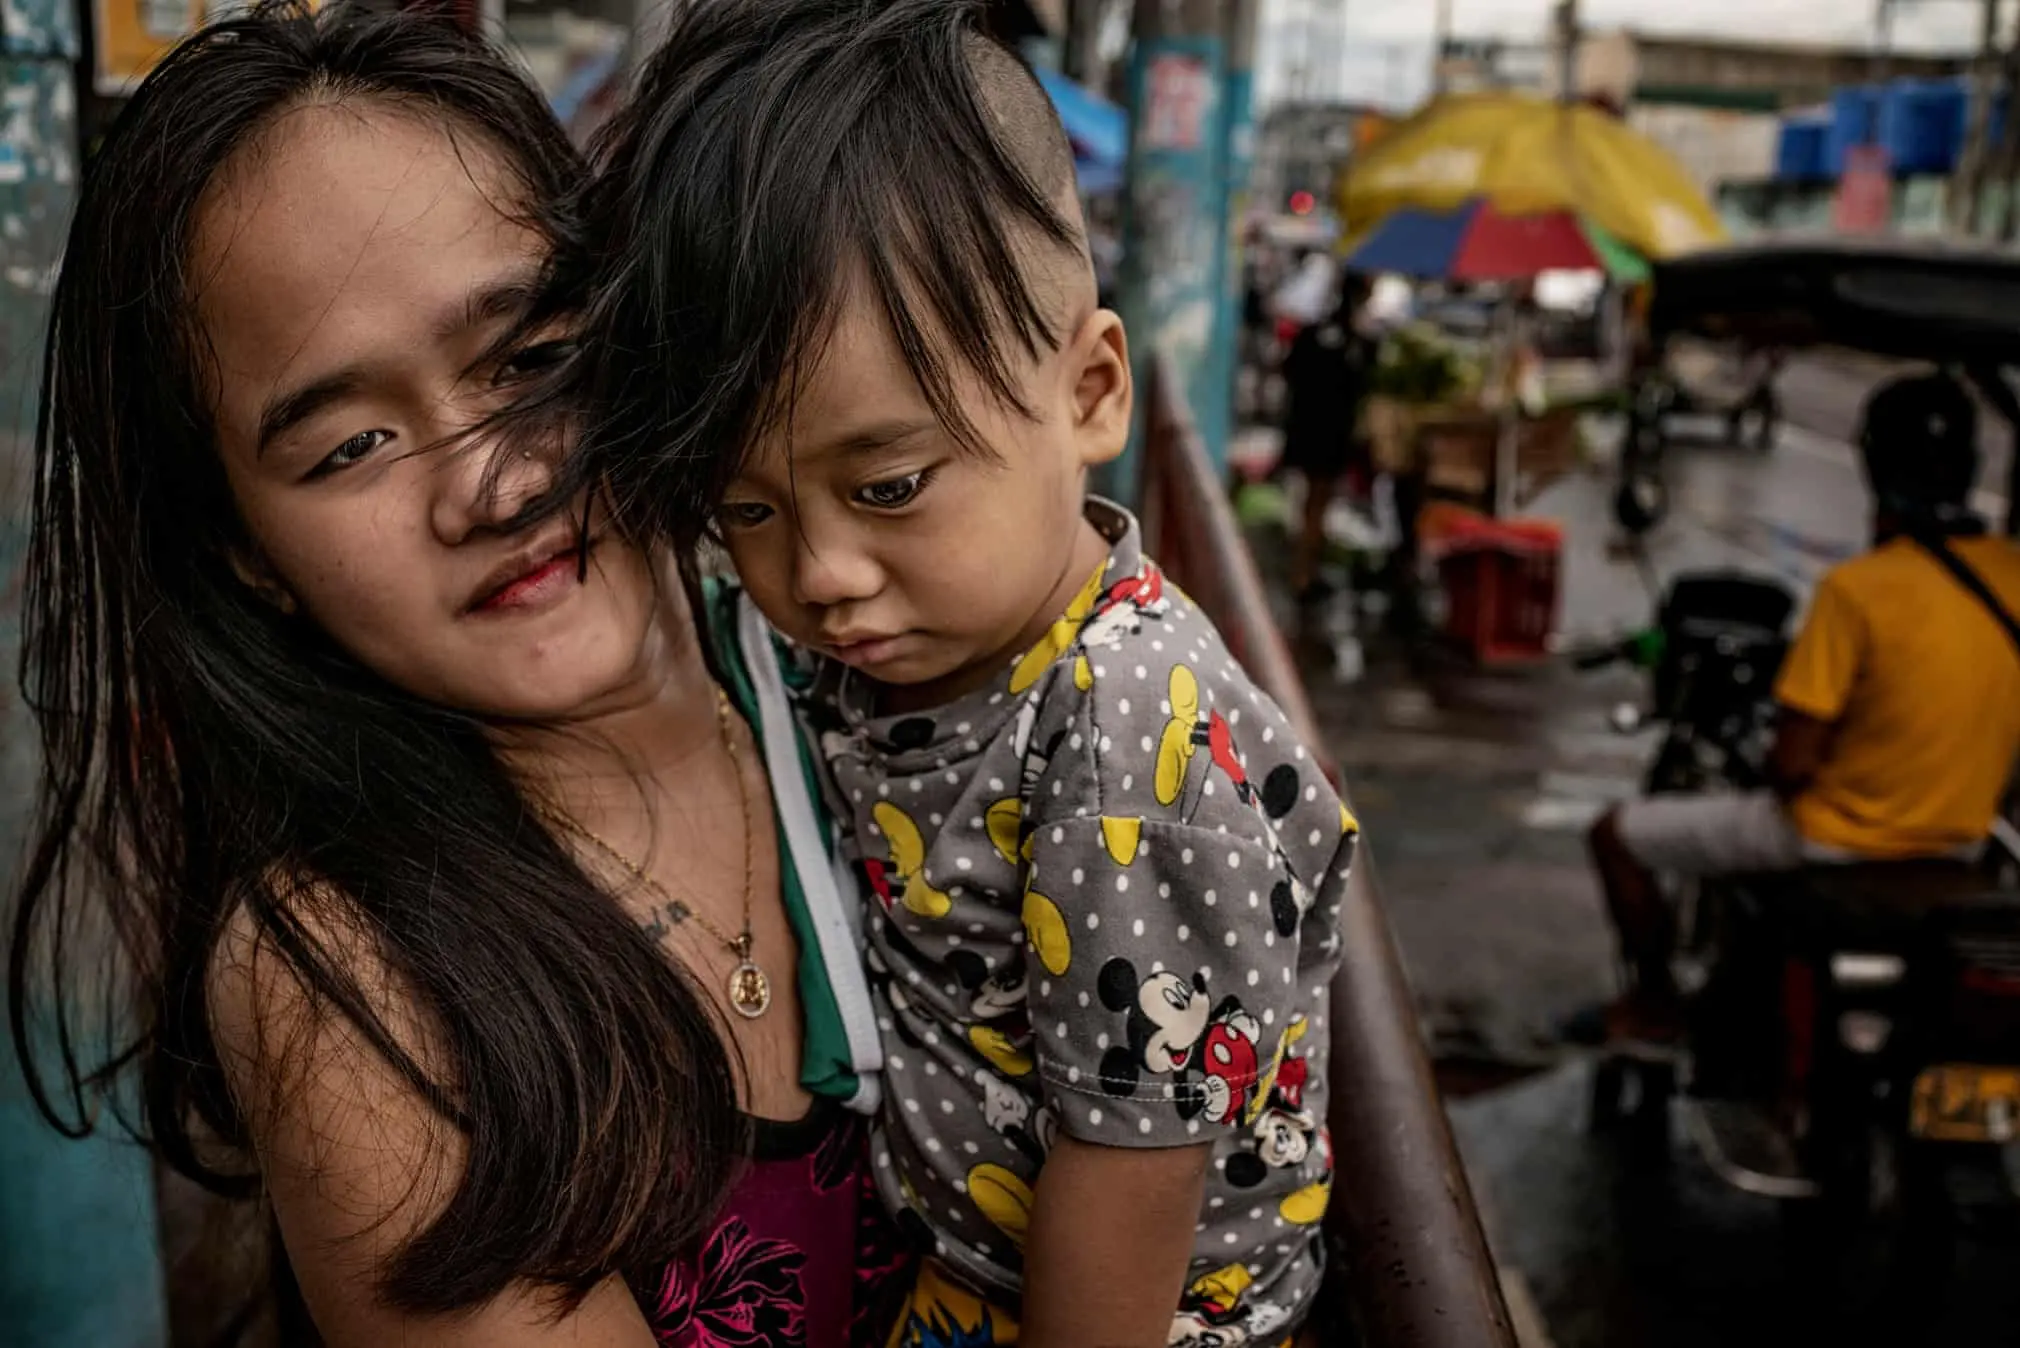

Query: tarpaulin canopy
[1036,65,1127,195]
[1339,93,1724,262]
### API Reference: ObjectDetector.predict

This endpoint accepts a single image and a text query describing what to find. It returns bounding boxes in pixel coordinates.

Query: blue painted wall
[1,2,171,1343]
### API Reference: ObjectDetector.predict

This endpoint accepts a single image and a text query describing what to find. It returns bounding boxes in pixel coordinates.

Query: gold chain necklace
[539,686,771,1019]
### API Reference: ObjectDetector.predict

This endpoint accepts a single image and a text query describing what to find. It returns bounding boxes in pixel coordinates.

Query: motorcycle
[1578,569,2020,1306]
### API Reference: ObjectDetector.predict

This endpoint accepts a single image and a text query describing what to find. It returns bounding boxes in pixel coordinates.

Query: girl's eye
[854,470,930,511]
[719,502,774,529]
[495,339,576,384]
[311,429,392,478]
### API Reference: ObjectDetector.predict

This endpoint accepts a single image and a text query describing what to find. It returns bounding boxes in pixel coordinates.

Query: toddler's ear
[1067,308,1131,470]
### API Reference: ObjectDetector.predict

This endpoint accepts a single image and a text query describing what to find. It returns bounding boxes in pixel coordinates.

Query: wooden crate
[1415,407,1583,515]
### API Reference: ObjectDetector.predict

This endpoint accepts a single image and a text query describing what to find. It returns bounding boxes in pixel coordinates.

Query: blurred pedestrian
[1273,246,1336,331]
[1238,248,1271,419]
[1281,270,1379,600]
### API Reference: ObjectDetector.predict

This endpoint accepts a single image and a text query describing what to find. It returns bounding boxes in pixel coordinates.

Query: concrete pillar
[1113,0,1240,485]
[1199,0,1259,466]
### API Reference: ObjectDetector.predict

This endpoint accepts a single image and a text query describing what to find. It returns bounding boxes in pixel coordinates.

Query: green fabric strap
[701,579,862,1106]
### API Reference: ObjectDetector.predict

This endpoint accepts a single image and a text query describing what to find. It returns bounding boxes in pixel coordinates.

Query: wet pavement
[1260,351,2019,1347]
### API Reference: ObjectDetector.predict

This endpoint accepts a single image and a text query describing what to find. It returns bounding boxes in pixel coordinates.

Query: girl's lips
[471,548,581,615]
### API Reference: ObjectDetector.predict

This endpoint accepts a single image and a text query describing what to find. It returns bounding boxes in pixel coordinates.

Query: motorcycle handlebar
[1569,629,1663,674]
[1572,645,1625,672]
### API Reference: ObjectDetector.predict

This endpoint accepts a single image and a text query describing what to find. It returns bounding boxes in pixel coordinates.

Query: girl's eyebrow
[257,367,367,458]
[435,266,545,342]
[258,267,551,459]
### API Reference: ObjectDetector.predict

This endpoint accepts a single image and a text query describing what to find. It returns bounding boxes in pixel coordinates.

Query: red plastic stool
[1421,505,1563,665]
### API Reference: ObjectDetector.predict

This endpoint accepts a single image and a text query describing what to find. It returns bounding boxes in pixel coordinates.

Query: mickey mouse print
[801,500,1357,1343]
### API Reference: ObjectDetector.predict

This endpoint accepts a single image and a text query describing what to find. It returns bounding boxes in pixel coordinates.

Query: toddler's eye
[310,429,392,479]
[855,470,929,510]
[719,501,774,529]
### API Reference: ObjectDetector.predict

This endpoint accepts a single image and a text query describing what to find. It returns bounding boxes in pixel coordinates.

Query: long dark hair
[9,0,741,1318]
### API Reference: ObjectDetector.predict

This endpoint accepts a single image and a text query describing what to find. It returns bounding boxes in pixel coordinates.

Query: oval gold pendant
[727,961,772,1019]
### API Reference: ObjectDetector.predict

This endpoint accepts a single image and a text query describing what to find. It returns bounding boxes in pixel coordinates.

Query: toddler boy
[578,2,1359,1343]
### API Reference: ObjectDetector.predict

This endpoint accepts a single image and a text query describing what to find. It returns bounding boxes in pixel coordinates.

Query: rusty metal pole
[1320,857,1520,1348]
[1997,9,2020,239]
[1554,0,1581,101]
[1431,0,1455,97]
[1139,364,1520,1348]
[1952,0,2002,234]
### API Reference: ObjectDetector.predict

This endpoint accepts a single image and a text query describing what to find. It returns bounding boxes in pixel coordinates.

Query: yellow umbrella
[1338,93,1725,261]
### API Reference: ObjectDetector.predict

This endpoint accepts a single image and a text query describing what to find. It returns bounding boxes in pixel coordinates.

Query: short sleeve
[1775,570,1866,722]
[1021,816,1309,1151]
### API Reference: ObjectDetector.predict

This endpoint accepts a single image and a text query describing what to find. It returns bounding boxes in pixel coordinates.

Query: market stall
[1335,93,1723,663]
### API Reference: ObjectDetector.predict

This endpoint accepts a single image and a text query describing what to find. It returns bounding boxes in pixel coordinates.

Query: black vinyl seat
[1743,860,2011,955]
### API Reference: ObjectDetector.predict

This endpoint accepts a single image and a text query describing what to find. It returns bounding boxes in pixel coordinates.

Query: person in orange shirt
[1590,374,2020,1038]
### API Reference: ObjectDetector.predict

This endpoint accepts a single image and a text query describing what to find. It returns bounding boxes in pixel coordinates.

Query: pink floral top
[633,1102,916,1348]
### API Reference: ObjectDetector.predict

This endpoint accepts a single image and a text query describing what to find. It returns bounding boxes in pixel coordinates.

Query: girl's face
[194,105,662,723]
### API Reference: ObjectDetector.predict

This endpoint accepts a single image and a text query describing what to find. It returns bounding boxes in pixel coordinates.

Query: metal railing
[1140,357,1518,1348]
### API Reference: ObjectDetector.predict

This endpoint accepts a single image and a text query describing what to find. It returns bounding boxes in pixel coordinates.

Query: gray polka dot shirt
[796,500,1356,1343]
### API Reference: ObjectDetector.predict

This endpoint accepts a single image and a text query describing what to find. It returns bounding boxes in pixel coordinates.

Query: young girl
[9,4,897,1344]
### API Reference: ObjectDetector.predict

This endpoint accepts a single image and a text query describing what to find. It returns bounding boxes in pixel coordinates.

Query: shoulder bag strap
[1914,535,2020,664]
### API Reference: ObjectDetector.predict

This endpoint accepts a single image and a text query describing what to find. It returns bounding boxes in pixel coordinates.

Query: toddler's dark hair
[575,0,1085,542]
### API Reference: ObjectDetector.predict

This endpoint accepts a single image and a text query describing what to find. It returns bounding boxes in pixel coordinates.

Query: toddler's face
[718,284,1129,709]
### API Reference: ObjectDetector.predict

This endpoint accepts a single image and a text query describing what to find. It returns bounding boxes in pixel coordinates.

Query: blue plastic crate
[1776,116,1830,181]
[1877,78,1970,174]
[1825,86,1883,176]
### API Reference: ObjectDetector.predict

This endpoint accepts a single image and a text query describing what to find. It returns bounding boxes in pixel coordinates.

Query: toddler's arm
[1022,1135,1212,1346]
[1007,646,1355,1342]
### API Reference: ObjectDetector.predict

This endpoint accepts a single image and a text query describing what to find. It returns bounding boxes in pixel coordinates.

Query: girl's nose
[432,428,557,545]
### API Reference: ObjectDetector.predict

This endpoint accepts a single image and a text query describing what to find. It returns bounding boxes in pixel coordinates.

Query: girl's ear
[229,551,299,615]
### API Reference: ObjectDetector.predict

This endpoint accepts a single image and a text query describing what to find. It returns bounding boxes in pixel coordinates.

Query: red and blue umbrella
[1345,198,1647,282]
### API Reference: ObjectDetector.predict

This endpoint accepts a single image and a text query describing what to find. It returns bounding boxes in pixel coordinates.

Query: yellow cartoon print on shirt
[1099,815,1142,866]
[966,1162,1035,1249]
[1170,1263,1257,1346]
[1021,886,1072,976]
[968,1023,1035,1078]
[1011,556,1177,696]
[985,798,1023,865]
[873,801,951,918]
[1156,665,1203,806]
[1010,563,1106,694]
